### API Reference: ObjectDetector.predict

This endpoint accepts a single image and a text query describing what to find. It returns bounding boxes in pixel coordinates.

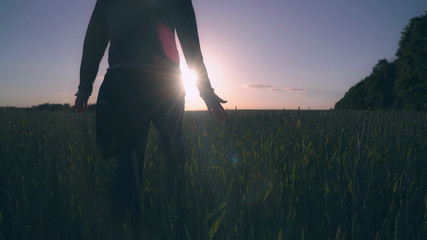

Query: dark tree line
[31,103,73,111]
[29,103,96,112]
[335,11,427,110]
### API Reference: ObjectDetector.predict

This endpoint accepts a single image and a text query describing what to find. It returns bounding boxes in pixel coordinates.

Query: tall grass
[0,109,426,239]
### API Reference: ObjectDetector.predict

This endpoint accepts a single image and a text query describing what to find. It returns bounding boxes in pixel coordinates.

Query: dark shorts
[96,67,185,159]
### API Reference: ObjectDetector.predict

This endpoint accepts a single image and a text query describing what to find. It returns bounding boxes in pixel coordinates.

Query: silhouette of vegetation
[31,103,73,112]
[26,103,97,112]
[1,110,426,239]
[336,11,427,110]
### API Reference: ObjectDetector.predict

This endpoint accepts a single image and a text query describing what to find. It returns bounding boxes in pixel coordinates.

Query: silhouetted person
[75,0,227,239]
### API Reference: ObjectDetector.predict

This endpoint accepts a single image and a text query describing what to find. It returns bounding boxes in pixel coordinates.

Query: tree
[335,12,427,110]
[394,12,427,110]
[335,59,396,110]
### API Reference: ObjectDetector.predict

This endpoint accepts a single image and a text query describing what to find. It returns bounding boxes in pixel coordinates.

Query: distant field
[0,109,426,239]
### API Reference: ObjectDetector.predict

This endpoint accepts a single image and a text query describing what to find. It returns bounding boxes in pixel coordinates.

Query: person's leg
[111,129,149,240]
[152,96,186,239]
[103,68,153,239]
[131,140,148,240]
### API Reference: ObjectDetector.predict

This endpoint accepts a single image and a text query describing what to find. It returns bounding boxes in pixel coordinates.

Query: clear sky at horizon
[1,0,426,110]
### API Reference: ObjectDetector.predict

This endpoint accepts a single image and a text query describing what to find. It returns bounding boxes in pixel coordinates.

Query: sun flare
[181,67,199,96]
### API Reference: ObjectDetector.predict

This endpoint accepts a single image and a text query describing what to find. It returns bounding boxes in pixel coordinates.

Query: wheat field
[0,109,426,239]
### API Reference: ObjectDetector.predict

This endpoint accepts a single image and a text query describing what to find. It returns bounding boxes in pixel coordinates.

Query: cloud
[244,83,274,89]
[243,82,306,95]
[272,87,306,95]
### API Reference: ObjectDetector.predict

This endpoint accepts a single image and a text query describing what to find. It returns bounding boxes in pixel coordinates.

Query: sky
[1,0,426,110]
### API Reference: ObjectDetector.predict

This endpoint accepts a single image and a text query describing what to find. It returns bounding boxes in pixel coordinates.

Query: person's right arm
[76,0,109,113]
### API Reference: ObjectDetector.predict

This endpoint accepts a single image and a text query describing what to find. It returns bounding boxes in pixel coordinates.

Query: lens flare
[181,67,198,96]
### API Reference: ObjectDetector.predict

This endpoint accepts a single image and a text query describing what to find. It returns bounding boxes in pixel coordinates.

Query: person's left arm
[174,0,227,121]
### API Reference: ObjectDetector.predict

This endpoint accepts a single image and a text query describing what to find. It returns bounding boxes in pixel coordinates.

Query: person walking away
[75,0,227,239]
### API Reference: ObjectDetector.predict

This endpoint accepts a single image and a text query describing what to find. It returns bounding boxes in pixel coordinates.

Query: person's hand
[201,91,227,122]
[75,90,90,113]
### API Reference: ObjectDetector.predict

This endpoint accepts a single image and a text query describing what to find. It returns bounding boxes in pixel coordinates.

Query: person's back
[106,0,180,69]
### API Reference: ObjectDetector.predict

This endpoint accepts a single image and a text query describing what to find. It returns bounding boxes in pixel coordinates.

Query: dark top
[78,0,212,95]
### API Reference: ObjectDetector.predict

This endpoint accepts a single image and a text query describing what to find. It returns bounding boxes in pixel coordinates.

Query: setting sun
[181,67,199,97]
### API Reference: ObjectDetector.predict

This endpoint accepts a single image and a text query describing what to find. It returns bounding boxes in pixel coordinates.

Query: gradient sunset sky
[1,0,426,110]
